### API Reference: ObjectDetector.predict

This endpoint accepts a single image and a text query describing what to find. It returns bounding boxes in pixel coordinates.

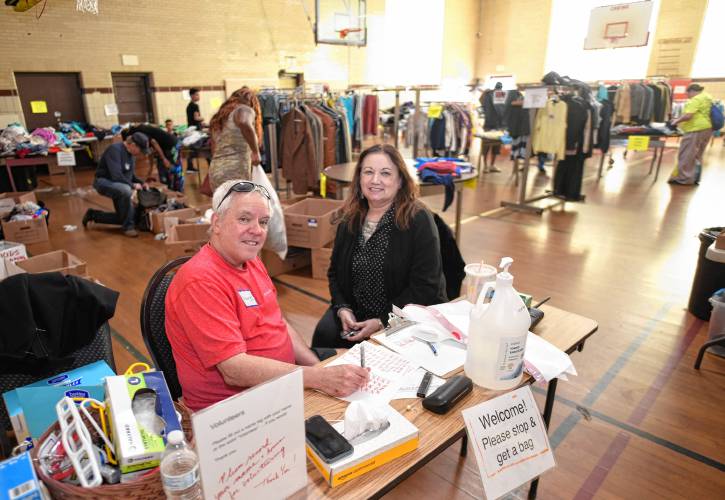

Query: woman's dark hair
[343,144,420,232]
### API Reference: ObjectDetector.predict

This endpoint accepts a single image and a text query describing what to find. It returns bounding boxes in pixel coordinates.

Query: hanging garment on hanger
[532,99,567,159]
[280,107,318,194]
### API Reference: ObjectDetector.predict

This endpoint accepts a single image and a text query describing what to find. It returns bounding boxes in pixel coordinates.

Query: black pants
[311,307,358,349]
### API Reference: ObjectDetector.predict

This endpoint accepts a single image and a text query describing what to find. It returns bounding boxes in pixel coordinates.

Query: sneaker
[123,229,139,237]
[489,166,502,173]
[82,209,94,228]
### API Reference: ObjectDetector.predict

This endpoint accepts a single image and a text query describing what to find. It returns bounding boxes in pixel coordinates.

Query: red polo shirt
[165,244,294,411]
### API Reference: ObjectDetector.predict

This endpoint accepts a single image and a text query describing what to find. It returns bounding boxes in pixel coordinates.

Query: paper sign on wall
[523,88,547,109]
[462,386,555,500]
[182,90,191,101]
[627,135,650,151]
[30,101,48,114]
[56,151,76,167]
[104,103,119,116]
[191,369,307,500]
[210,97,222,110]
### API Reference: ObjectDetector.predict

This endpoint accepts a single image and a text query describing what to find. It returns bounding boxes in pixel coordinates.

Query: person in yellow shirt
[669,84,713,185]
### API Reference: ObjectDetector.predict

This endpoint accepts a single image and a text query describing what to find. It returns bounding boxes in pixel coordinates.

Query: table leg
[528,377,558,499]
[454,184,463,244]
[648,147,657,175]
[598,150,605,178]
[459,435,468,457]
[5,164,17,192]
[655,146,664,182]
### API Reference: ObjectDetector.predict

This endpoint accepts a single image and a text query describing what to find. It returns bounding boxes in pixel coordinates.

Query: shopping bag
[252,165,287,259]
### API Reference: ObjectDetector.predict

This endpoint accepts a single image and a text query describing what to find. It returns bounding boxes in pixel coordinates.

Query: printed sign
[428,103,443,119]
[211,97,223,110]
[523,87,547,109]
[627,135,650,151]
[30,101,47,114]
[191,370,306,500]
[462,386,555,500]
[56,151,76,167]
[492,90,507,105]
[104,103,119,116]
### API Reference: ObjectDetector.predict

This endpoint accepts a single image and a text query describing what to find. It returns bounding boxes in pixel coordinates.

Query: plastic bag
[252,165,287,259]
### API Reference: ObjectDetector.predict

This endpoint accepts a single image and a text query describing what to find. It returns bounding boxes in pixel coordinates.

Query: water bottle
[465,257,531,390]
[160,430,203,500]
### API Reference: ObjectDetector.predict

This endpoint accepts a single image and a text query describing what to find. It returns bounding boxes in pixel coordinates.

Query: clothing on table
[532,99,568,159]
[670,128,712,184]
[165,244,295,412]
[312,205,447,348]
[209,104,255,191]
[186,101,202,130]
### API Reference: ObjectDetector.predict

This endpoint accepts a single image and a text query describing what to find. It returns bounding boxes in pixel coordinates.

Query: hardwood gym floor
[33,138,725,499]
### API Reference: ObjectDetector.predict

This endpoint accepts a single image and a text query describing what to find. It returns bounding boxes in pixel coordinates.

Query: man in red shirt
[165,180,369,411]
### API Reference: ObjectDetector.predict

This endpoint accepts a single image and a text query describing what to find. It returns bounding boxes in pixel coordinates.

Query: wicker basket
[31,402,193,499]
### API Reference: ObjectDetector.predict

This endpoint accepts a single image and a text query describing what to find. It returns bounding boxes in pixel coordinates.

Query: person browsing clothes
[165,179,369,411]
[312,144,447,349]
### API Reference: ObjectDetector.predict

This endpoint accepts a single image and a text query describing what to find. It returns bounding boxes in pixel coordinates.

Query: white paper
[392,368,446,400]
[523,87,548,109]
[56,151,76,167]
[462,386,556,499]
[326,341,417,403]
[191,370,306,500]
[373,326,467,377]
[104,103,118,116]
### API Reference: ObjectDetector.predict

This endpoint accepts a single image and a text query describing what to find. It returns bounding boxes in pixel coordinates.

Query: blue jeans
[93,177,135,230]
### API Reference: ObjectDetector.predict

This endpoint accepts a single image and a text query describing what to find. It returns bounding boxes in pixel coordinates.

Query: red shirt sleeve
[170,279,247,369]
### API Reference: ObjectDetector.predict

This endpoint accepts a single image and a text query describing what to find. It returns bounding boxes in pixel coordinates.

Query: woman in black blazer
[311,144,447,348]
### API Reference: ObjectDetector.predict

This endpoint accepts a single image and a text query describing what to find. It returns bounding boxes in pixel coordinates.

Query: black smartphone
[305,415,354,463]
[340,328,360,339]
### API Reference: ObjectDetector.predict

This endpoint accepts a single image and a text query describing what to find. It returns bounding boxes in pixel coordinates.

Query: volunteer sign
[462,386,555,499]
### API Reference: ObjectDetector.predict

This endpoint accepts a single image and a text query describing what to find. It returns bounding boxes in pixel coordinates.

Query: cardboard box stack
[311,243,333,280]
[0,192,50,253]
[165,222,210,260]
[283,198,344,248]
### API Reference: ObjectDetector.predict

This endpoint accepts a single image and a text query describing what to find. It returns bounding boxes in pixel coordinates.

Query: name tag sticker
[238,289,258,307]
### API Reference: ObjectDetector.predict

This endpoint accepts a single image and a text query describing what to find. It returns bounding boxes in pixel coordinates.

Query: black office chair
[0,321,116,457]
[140,256,192,401]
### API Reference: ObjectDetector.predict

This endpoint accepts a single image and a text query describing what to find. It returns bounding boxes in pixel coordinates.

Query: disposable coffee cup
[464,262,497,303]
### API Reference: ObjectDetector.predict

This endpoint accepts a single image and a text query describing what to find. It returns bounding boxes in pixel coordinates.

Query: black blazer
[328,205,448,324]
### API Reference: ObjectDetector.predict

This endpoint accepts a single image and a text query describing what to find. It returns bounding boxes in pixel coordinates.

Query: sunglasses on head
[216,181,271,211]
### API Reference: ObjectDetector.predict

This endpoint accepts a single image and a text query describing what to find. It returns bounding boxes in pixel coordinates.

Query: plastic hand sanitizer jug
[464,257,531,390]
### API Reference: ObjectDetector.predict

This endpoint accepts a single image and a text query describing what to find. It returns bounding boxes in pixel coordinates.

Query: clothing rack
[500,83,580,214]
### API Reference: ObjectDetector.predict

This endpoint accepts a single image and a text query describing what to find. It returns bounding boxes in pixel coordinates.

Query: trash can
[688,227,725,320]
[706,289,725,357]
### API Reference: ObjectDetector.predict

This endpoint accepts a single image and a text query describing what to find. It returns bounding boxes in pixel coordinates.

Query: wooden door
[112,74,154,124]
[15,72,86,130]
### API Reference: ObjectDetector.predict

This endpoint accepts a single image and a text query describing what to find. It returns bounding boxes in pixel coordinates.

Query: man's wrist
[302,366,322,390]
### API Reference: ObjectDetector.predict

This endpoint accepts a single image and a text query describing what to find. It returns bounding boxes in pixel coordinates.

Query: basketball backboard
[315,0,366,46]
[584,1,653,50]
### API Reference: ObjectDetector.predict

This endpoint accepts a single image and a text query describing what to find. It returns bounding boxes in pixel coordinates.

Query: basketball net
[76,0,98,15]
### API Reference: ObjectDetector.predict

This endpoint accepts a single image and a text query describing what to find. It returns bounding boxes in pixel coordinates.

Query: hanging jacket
[0,272,119,375]
[431,213,465,300]
[280,108,318,194]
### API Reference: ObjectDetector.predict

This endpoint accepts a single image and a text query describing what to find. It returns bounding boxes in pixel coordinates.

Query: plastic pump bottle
[464,257,531,390]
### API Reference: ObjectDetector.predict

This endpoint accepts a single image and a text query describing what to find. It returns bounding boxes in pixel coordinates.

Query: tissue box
[2,361,114,443]
[306,407,419,487]
[0,452,42,500]
[105,371,182,473]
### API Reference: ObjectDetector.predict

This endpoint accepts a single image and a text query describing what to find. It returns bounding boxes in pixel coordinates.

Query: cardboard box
[311,243,333,280]
[25,241,53,256]
[1,215,49,246]
[306,406,419,487]
[284,198,344,249]
[261,248,311,277]
[0,452,43,500]
[150,203,211,234]
[13,250,86,276]
[2,361,115,443]
[105,371,182,473]
[0,192,37,216]
[165,223,210,260]
[0,240,27,263]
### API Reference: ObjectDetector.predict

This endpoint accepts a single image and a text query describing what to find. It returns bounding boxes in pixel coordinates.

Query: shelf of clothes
[402,103,474,158]
[413,157,473,211]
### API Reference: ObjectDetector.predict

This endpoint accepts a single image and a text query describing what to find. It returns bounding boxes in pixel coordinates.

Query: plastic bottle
[160,430,203,500]
[464,257,531,390]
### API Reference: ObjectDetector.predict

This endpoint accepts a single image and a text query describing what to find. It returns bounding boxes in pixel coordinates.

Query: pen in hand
[360,343,365,368]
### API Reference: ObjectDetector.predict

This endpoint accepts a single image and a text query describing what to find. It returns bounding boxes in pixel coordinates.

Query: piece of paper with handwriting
[192,369,306,500]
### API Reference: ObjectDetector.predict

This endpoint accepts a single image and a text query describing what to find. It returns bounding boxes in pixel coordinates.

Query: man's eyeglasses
[216,181,271,211]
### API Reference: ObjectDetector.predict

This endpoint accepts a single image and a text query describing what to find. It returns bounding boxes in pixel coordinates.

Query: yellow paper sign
[627,135,650,151]
[320,172,327,198]
[210,97,222,110]
[428,103,443,119]
[30,101,47,113]
[463,178,478,189]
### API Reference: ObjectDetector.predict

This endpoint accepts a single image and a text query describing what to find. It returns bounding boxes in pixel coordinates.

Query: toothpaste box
[2,361,114,442]
[105,370,182,473]
[0,452,42,500]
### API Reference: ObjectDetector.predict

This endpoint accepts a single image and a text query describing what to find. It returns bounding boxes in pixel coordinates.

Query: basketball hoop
[337,27,362,39]
[604,21,628,45]
[76,0,99,15]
